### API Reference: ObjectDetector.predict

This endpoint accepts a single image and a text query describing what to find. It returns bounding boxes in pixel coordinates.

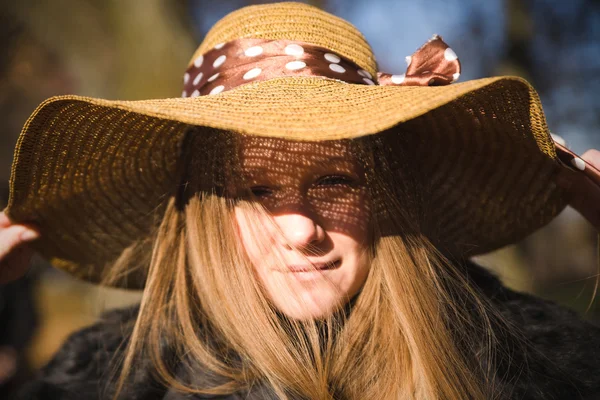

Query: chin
[258,261,367,320]
[270,286,349,320]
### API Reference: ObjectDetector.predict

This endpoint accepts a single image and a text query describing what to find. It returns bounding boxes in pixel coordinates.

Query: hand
[556,149,600,231]
[0,210,40,284]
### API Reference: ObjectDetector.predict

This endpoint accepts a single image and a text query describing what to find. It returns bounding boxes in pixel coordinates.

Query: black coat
[13,260,600,399]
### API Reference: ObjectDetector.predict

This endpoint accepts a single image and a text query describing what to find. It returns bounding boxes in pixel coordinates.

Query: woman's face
[234,137,372,320]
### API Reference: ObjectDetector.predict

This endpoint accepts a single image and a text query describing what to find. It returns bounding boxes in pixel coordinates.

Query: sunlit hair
[104,126,520,399]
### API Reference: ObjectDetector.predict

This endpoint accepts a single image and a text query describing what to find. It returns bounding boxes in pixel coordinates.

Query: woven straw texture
[6,2,568,288]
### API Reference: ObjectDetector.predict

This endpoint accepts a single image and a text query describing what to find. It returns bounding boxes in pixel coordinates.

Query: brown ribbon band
[181,34,460,97]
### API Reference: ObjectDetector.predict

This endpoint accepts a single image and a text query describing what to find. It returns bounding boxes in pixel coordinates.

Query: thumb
[0,226,39,283]
[0,225,39,260]
[581,149,600,170]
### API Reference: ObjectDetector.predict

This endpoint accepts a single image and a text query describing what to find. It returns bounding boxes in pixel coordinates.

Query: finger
[0,211,10,228]
[570,191,600,231]
[581,149,600,170]
[556,163,600,230]
[0,212,40,234]
[0,225,39,260]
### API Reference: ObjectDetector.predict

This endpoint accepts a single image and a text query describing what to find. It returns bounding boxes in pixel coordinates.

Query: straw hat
[6,2,600,288]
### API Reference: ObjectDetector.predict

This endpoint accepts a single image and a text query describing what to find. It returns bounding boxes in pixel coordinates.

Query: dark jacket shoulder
[12,305,168,400]
[464,260,600,399]
[14,261,600,399]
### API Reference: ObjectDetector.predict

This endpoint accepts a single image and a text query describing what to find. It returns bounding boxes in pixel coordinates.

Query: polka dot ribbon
[181,34,460,98]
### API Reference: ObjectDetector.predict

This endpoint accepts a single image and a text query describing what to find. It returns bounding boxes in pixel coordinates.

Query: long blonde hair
[105,126,514,399]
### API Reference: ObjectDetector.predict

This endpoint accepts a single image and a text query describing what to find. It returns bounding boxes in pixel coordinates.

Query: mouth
[286,259,340,272]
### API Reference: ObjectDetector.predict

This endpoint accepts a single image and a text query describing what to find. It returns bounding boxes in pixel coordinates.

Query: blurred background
[0,0,599,395]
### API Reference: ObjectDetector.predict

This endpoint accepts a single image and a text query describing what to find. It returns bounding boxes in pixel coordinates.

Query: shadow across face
[237,136,372,250]
[175,125,423,246]
[174,126,426,319]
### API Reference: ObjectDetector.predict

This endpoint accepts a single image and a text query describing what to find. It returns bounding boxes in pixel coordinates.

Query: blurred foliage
[1,0,195,374]
[1,0,196,185]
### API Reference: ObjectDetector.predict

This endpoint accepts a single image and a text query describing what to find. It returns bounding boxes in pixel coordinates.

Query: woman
[3,2,600,399]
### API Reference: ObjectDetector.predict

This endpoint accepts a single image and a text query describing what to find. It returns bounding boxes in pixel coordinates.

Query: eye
[249,186,273,197]
[316,175,355,187]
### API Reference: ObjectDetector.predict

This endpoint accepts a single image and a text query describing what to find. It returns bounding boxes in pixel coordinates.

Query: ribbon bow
[377,34,461,87]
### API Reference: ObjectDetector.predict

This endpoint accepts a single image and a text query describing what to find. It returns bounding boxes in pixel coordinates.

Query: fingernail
[20,230,40,241]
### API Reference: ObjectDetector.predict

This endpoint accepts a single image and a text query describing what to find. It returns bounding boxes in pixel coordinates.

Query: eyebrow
[312,157,355,168]
[240,159,363,185]
[243,156,355,172]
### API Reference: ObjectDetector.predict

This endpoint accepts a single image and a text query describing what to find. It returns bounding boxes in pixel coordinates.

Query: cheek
[333,233,372,285]
[234,207,259,264]
[234,207,277,269]
[319,190,372,246]
[353,193,372,245]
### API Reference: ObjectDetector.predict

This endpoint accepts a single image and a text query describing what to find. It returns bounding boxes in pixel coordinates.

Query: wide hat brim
[6,75,568,289]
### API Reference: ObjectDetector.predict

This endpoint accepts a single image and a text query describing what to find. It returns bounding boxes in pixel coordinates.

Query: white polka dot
[192,72,203,86]
[245,46,263,57]
[243,67,262,80]
[193,55,204,68]
[208,73,219,82]
[405,55,412,66]
[329,64,346,73]
[391,74,405,84]
[357,69,372,79]
[285,44,304,57]
[191,89,200,97]
[444,47,458,61]
[571,157,586,171]
[285,61,306,70]
[550,133,566,146]
[363,78,375,85]
[452,72,460,82]
[181,90,187,97]
[213,55,226,68]
[324,53,341,63]
[183,73,190,84]
[209,85,225,95]
[214,42,225,50]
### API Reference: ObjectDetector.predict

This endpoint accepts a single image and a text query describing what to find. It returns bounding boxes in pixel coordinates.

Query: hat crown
[190,2,378,78]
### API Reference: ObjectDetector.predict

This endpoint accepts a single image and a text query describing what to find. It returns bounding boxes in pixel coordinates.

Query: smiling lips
[286,260,340,272]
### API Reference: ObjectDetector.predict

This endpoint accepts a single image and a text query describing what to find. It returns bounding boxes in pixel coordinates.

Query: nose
[274,213,325,250]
